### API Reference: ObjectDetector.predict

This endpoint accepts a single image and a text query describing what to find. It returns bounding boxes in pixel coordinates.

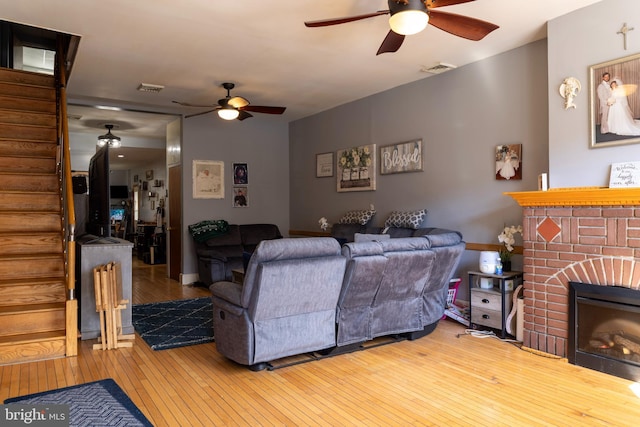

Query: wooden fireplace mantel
[505,187,640,207]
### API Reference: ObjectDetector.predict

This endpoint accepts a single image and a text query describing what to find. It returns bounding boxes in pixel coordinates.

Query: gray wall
[548,0,640,187]
[181,115,290,277]
[290,39,550,280]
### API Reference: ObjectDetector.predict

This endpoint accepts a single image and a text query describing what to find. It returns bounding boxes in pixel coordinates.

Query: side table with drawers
[468,270,523,338]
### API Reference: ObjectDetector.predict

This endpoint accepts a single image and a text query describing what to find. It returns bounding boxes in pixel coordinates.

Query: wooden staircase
[0,68,70,364]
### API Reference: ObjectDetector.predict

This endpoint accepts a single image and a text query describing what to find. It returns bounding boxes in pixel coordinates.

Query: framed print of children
[233,163,248,184]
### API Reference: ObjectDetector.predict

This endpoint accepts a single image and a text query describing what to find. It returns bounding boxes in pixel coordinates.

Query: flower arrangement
[318,217,329,231]
[339,146,372,169]
[498,224,522,263]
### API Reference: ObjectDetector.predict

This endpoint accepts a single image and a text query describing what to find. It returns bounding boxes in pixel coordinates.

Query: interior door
[168,165,182,281]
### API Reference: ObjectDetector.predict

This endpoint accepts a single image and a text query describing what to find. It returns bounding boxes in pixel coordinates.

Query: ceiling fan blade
[428,10,499,41]
[305,10,389,27]
[228,96,250,108]
[376,30,405,55]
[427,0,475,8]
[185,109,217,119]
[237,110,253,121]
[172,100,216,108]
[240,105,286,115]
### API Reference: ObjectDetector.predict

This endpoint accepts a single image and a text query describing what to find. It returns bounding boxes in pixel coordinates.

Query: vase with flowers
[497,224,522,272]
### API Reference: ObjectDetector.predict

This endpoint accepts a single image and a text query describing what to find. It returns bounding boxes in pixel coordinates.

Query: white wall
[548,0,640,187]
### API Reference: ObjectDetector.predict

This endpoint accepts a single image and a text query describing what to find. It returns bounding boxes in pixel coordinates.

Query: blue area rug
[132,297,214,350]
[4,378,152,426]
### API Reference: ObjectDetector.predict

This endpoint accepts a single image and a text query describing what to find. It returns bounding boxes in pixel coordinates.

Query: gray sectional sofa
[210,231,465,371]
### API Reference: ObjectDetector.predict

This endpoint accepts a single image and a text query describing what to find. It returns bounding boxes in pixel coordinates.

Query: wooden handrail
[57,36,78,356]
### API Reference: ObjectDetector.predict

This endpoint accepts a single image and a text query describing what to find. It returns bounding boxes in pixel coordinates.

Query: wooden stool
[93,262,135,350]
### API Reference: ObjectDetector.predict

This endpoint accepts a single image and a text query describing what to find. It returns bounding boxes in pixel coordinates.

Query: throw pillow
[338,209,376,225]
[384,209,427,229]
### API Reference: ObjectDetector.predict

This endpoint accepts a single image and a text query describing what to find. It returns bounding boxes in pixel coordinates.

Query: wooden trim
[505,186,640,207]
[288,230,522,254]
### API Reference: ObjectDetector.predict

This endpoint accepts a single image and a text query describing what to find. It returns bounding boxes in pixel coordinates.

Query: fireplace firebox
[569,282,640,382]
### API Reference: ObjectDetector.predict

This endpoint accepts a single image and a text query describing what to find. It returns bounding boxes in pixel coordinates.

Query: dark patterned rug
[132,297,214,350]
[3,378,152,426]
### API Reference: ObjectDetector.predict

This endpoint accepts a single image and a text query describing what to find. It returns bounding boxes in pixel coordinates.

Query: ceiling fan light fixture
[389,10,429,35]
[218,107,239,120]
[97,124,121,148]
[388,0,429,36]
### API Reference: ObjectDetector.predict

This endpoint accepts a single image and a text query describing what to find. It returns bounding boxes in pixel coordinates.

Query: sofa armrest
[210,281,243,308]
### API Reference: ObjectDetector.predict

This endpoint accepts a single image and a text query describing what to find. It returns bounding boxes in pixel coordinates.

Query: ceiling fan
[173,83,286,121]
[304,0,499,55]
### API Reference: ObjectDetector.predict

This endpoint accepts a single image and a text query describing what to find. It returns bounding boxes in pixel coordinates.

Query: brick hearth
[507,187,640,357]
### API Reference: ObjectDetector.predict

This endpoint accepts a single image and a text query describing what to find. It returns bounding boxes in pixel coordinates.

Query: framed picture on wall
[146,169,154,180]
[495,144,522,180]
[590,52,640,148]
[233,163,248,184]
[316,152,334,177]
[233,186,248,207]
[336,144,376,192]
[193,160,224,199]
[379,139,423,175]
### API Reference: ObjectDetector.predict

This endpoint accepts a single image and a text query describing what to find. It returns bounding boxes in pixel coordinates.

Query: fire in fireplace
[569,281,640,382]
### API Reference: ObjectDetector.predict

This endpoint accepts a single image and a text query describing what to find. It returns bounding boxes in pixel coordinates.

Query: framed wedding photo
[316,152,334,178]
[590,52,640,148]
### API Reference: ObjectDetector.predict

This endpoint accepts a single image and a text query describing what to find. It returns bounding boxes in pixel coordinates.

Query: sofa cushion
[204,225,241,247]
[240,224,282,253]
[338,209,376,225]
[354,233,391,243]
[384,209,427,229]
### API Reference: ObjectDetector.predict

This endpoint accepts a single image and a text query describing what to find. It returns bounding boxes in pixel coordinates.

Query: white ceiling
[4,0,602,140]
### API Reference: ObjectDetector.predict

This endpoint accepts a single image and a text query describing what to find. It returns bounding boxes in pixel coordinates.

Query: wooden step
[0,68,55,87]
[0,155,56,174]
[0,95,56,114]
[0,173,58,192]
[0,331,66,365]
[0,255,65,281]
[0,139,57,158]
[0,108,56,127]
[0,192,60,211]
[0,81,56,101]
[0,213,61,233]
[0,303,66,336]
[0,277,65,306]
[0,123,56,142]
[0,232,63,256]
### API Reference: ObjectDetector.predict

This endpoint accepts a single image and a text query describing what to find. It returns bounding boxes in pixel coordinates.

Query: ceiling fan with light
[173,83,286,121]
[304,0,499,55]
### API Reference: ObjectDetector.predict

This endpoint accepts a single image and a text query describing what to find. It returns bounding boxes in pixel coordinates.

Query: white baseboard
[180,273,199,286]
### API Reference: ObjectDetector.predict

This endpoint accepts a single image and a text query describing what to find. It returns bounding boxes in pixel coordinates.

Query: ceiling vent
[421,62,457,74]
[137,83,165,93]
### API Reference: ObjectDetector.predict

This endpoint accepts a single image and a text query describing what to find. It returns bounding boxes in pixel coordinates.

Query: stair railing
[56,36,78,357]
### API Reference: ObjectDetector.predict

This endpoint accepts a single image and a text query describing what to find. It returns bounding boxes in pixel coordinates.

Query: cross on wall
[617,23,634,50]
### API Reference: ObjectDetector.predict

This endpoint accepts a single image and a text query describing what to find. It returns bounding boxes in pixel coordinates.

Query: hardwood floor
[2,258,640,426]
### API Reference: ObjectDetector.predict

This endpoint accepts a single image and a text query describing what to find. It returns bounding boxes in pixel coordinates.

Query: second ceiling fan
[305,0,499,55]
[173,83,286,121]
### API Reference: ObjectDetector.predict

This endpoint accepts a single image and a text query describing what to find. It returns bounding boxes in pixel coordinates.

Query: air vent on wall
[137,83,165,93]
[421,62,457,74]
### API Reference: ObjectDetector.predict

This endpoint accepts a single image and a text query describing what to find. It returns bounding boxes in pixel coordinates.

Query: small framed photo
[233,163,248,185]
[146,169,154,181]
[233,186,248,207]
[316,152,334,177]
[495,144,522,180]
[133,174,139,183]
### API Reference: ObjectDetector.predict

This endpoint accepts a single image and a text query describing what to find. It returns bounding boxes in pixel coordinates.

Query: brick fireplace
[507,187,640,358]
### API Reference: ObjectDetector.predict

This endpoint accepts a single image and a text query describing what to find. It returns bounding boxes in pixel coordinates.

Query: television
[110,185,129,199]
[110,208,125,222]
[87,145,110,237]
